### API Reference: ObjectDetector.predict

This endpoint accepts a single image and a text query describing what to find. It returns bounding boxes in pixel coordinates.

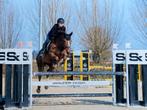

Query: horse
[36,32,72,93]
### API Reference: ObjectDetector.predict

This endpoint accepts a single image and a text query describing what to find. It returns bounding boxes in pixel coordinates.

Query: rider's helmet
[57,18,64,24]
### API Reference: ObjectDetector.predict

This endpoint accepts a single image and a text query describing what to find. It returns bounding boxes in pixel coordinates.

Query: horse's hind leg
[36,76,42,93]
[44,69,49,89]
[44,76,49,90]
[46,67,51,77]
[36,55,44,93]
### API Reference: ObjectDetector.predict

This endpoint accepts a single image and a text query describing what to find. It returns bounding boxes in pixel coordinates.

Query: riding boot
[42,41,48,53]
[40,38,50,54]
[39,48,43,55]
[45,40,51,52]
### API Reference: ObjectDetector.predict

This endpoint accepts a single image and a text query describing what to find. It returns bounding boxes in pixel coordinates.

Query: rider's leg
[44,37,53,52]
[42,38,49,53]
[39,42,46,55]
[45,38,51,51]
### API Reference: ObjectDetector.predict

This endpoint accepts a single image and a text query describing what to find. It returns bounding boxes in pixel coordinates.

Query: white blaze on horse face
[67,41,70,47]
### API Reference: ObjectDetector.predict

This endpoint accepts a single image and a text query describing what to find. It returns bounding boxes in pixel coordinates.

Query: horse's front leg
[36,76,42,93]
[49,52,59,65]
[57,50,68,66]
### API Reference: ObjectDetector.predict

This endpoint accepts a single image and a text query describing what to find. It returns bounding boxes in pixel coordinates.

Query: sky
[5,0,147,50]
[118,0,147,50]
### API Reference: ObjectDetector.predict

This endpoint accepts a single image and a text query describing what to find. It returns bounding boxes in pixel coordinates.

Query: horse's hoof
[36,88,41,93]
[47,69,49,72]
[44,86,49,90]
[47,69,50,72]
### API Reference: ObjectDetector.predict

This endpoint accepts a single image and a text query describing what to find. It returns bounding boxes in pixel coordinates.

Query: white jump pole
[125,43,131,107]
[39,0,43,49]
[112,43,118,105]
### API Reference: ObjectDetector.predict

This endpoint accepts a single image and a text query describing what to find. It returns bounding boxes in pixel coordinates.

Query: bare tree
[0,1,2,47]
[42,0,71,37]
[0,1,23,48]
[29,0,71,49]
[25,0,40,49]
[133,0,147,40]
[76,0,123,63]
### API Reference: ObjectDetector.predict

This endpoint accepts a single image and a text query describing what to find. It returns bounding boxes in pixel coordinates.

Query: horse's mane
[55,31,65,39]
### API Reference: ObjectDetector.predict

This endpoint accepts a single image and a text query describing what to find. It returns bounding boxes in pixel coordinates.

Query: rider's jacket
[47,24,66,40]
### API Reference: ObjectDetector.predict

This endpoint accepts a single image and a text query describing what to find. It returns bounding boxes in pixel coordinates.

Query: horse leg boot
[36,76,42,93]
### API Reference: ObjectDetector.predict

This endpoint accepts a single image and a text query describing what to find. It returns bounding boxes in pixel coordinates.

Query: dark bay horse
[36,32,72,93]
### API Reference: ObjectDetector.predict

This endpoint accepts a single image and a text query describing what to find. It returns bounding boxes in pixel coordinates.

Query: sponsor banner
[0,49,32,64]
[126,50,147,64]
[113,50,147,64]
[33,71,123,76]
[32,80,111,87]
[113,50,126,64]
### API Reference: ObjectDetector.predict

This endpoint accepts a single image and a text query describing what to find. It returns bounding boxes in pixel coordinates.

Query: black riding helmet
[57,18,64,24]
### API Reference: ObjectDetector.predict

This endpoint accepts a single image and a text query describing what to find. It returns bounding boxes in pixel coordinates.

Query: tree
[133,0,147,40]
[0,1,23,48]
[81,26,113,63]
[76,0,123,63]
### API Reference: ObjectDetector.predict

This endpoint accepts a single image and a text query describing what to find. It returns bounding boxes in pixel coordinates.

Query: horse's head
[55,31,72,48]
[65,32,72,40]
[64,32,72,48]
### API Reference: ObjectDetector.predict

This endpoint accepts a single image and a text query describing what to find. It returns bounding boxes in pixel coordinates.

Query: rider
[42,18,66,53]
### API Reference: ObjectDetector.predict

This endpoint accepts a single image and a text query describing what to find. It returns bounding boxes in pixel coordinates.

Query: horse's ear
[69,32,73,36]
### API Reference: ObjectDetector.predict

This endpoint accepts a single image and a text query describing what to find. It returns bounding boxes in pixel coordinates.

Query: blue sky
[5,0,147,50]
[117,0,146,49]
